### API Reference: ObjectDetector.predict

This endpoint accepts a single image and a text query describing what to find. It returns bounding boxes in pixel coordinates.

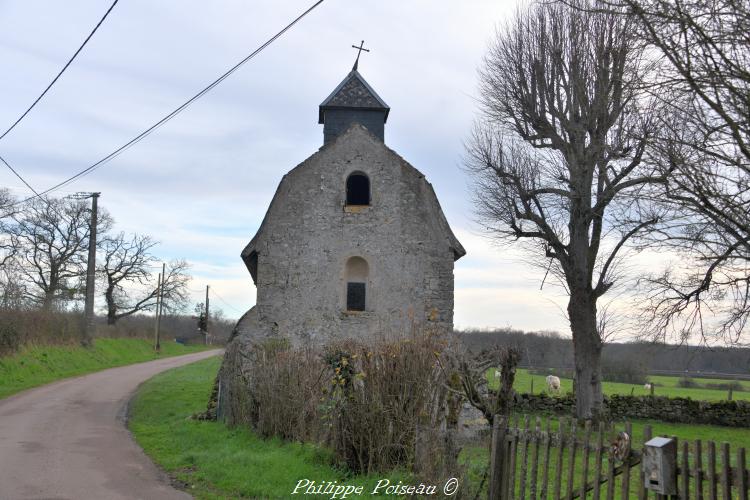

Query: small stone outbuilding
[230,67,465,346]
[216,64,465,421]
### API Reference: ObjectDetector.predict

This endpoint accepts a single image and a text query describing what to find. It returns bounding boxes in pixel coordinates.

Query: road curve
[0,349,223,500]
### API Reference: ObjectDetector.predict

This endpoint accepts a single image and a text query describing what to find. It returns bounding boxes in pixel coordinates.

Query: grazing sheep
[494,369,501,378]
[546,375,561,393]
[644,383,652,391]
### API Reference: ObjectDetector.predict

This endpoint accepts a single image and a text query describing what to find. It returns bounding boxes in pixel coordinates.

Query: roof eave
[318,105,390,124]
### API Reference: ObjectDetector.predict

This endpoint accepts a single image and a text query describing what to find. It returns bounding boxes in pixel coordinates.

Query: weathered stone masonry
[218,68,465,420]
[237,123,463,343]
[236,68,464,345]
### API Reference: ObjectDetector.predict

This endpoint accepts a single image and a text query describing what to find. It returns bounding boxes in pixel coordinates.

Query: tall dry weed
[225,331,463,477]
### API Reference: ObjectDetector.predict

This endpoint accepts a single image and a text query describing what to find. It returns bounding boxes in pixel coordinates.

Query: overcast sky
[0,0,597,332]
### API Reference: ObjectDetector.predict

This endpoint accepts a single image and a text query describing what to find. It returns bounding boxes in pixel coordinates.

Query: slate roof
[318,70,390,124]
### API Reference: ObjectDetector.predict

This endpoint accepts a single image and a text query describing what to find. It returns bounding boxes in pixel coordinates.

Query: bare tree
[465,0,664,419]
[0,189,19,269]
[0,192,25,308]
[9,197,100,309]
[99,232,158,324]
[440,346,520,425]
[595,0,750,344]
[99,231,191,324]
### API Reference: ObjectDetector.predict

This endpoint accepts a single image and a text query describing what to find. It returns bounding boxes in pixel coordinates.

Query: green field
[130,357,750,499]
[128,357,411,500]
[468,370,750,498]
[493,368,750,401]
[0,338,211,400]
[461,415,750,499]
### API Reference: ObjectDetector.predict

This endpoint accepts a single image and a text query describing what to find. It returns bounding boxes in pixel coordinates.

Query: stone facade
[217,67,464,421]
[235,123,464,345]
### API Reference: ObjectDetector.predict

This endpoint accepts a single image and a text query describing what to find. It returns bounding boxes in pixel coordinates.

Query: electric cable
[21,0,325,203]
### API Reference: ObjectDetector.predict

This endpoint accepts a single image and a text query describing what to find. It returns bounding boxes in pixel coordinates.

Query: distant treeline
[458,328,750,376]
[0,308,233,356]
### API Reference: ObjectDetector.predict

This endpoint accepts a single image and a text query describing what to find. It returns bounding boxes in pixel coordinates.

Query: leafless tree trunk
[99,232,157,324]
[0,189,19,270]
[465,0,663,419]
[0,190,24,309]
[591,0,750,344]
[441,346,520,425]
[99,231,191,324]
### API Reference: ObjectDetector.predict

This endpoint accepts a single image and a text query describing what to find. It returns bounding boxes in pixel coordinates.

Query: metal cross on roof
[351,40,369,71]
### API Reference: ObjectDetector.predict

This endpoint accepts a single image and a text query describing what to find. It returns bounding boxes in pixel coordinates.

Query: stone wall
[236,124,463,346]
[512,393,750,427]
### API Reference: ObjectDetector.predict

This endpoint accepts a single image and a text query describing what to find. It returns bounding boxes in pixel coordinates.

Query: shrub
[601,361,648,385]
[220,332,457,476]
[0,308,83,354]
[677,376,699,388]
[705,381,744,391]
[0,320,20,354]
[0,307,230,356]
[223,337,320,441]
[324,336,448,474]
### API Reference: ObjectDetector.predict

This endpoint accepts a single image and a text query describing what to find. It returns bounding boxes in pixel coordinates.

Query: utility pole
[155,262,165,352]
[158,262,165,346]
[205,285,210,345]
[153,272,161,351]
[76,192,100,348]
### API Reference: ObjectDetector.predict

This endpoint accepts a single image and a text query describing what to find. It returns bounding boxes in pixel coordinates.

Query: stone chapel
[230,63,465,346]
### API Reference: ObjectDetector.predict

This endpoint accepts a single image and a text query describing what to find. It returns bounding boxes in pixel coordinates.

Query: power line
[1,185,81,195]
[1,0,119,202]
[21,0,326,203]
[0,0,119,144]
[210,287,244,314]
[0,155,41,197]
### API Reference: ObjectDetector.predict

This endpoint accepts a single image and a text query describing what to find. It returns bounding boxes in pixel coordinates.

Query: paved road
[0,349,223,500]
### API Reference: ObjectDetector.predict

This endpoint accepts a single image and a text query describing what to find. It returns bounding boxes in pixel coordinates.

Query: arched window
[346,173,370,205]
[345,256,368,311]
[247,250,258,284]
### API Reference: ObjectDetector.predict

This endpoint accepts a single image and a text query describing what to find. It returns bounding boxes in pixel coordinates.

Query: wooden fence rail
[487,415,749,499]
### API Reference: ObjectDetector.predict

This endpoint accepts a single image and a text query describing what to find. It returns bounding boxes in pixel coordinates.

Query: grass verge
[128,357,411,500]
[0,338,211,400]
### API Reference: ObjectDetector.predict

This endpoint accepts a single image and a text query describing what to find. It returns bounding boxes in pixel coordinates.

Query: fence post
[738,447,747,500]
[489,414,508,500]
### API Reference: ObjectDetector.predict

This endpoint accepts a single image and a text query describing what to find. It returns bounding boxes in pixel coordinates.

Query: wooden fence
[487,415,749,499]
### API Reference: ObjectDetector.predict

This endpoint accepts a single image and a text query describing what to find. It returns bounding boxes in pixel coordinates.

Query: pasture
[461,415,750,499]
[490,368,750,402]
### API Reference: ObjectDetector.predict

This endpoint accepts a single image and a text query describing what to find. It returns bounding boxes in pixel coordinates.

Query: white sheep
[644,383,652,391]
[546,375,561,394]
[494,369,501,378]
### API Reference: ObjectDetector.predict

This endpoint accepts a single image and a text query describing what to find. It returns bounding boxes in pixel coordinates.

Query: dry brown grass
[0,309,84,355]
[0,308,232,356]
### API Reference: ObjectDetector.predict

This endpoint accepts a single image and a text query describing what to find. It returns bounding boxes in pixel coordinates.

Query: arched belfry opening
[346,173,370,205]
[345,256,369,311]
